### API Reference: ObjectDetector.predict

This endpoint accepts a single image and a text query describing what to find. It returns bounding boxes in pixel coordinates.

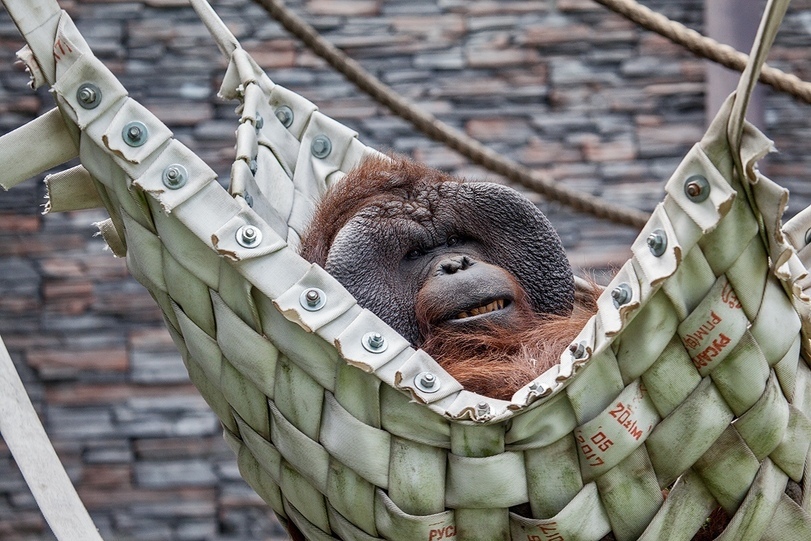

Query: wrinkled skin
[300,154,575,347]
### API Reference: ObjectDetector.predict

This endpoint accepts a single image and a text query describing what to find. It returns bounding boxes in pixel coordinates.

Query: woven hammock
[2,0,811,540]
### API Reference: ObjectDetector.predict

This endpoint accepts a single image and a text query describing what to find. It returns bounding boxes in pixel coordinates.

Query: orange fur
[419,280,598,400]
[300,155,457,267]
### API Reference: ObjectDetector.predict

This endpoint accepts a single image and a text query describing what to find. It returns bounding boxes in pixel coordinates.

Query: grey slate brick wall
[0,0,810,539]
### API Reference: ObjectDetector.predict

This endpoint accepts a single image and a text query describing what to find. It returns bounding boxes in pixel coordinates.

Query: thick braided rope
[594,0,811,104]
[252,0,650,229]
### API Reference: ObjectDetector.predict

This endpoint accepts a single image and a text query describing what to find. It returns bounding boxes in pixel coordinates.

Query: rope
[594,0,811,104]
[251,0,650,229]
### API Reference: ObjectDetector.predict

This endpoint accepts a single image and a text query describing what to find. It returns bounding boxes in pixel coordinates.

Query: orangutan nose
[437,256,473,274]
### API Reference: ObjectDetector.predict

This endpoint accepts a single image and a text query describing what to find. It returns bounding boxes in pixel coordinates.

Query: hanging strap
[728,0,792,156]
[1,0,61,85]
[0,337,103,541]
[188,0,239,59]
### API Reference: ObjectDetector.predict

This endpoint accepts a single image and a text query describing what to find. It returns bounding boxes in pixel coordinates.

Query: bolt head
[255,113,264,131]
[369,333,384,347]
[122,121,148,147]
[646,228,667,257]
[305,289,320,305]
[76,83,101,109]
[311,135,332,159]
[414,371,440,393]
[161,164,188,190]
[475,402,491,417]
[611,283,632,307]
[275,105,294,128]
[362,331,388,353]
[569,342,586,359]
[299,287,326,311]
[236,225,262,248]
[684,174,710,203]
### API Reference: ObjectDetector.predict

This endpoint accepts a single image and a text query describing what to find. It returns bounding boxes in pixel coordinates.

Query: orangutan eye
[446,235,460,247]
[405,247,425,260]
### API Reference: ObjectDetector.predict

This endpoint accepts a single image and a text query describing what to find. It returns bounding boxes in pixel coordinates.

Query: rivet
[76,83,101,109]
[362,331,388,353]
[684,174,710,203]
[300,287,326,311]
[249,159,258,175]
[528,381,546,395]
[236,225,262,248]
[611,283,632,307]
[244,192,254,208]
[275,105,294,128]
[476,402,491,416]
[311,135,332,159]
[122,121,148,147]
[255,113,264,131]
[161,164,188,190]
[646,228,667,257]
[569,341,586,359]
[415,371,440,393]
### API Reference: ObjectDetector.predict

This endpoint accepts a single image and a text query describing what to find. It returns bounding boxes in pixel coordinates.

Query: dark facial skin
[300,155,575,347]
[415,254,526,334]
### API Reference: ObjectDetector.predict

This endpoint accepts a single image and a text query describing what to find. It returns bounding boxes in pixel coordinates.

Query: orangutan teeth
[455,299,506,319]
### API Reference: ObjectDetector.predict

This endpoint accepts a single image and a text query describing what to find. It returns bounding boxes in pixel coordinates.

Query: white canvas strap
[728,0,791,156]
[0,337,103,541]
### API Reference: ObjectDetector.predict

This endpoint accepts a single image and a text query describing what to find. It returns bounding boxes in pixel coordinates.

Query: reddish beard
[416,277,597,401]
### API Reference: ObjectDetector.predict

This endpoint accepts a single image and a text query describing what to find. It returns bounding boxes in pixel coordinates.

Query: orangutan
[300,154,592,399]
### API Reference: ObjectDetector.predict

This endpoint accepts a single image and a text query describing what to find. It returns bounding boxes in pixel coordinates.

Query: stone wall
[0,1,810,539]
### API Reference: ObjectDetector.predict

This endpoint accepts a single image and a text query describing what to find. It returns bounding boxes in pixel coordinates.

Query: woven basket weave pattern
[3,2,811,540]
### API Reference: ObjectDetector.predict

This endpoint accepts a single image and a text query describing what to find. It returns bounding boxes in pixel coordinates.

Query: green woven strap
[3,0,811,539]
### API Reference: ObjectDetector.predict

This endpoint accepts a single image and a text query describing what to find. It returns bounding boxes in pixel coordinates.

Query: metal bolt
[76,83,101,109]
[255,113,264,131]
[162,164,188,190]
[236,225,262,248]
[300,287,326,311]
[305,289,320,305]
[362,331,388,353]
[646,228,667,257]
[275,105,294,128]
[528,381,546,395]
[311,135,332,159]
[244,192,254,208]
[569,341,586,359]
[415,371,440,393]
[122,121,148,147]
[684,174,710,203]
[611,283,632,307]
[476,402,491,416]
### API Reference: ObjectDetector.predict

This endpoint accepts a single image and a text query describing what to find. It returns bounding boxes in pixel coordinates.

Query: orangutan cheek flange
[300,154,585,399]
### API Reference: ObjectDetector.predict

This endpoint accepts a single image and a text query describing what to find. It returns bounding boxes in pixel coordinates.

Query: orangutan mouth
[454,298,511,320]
